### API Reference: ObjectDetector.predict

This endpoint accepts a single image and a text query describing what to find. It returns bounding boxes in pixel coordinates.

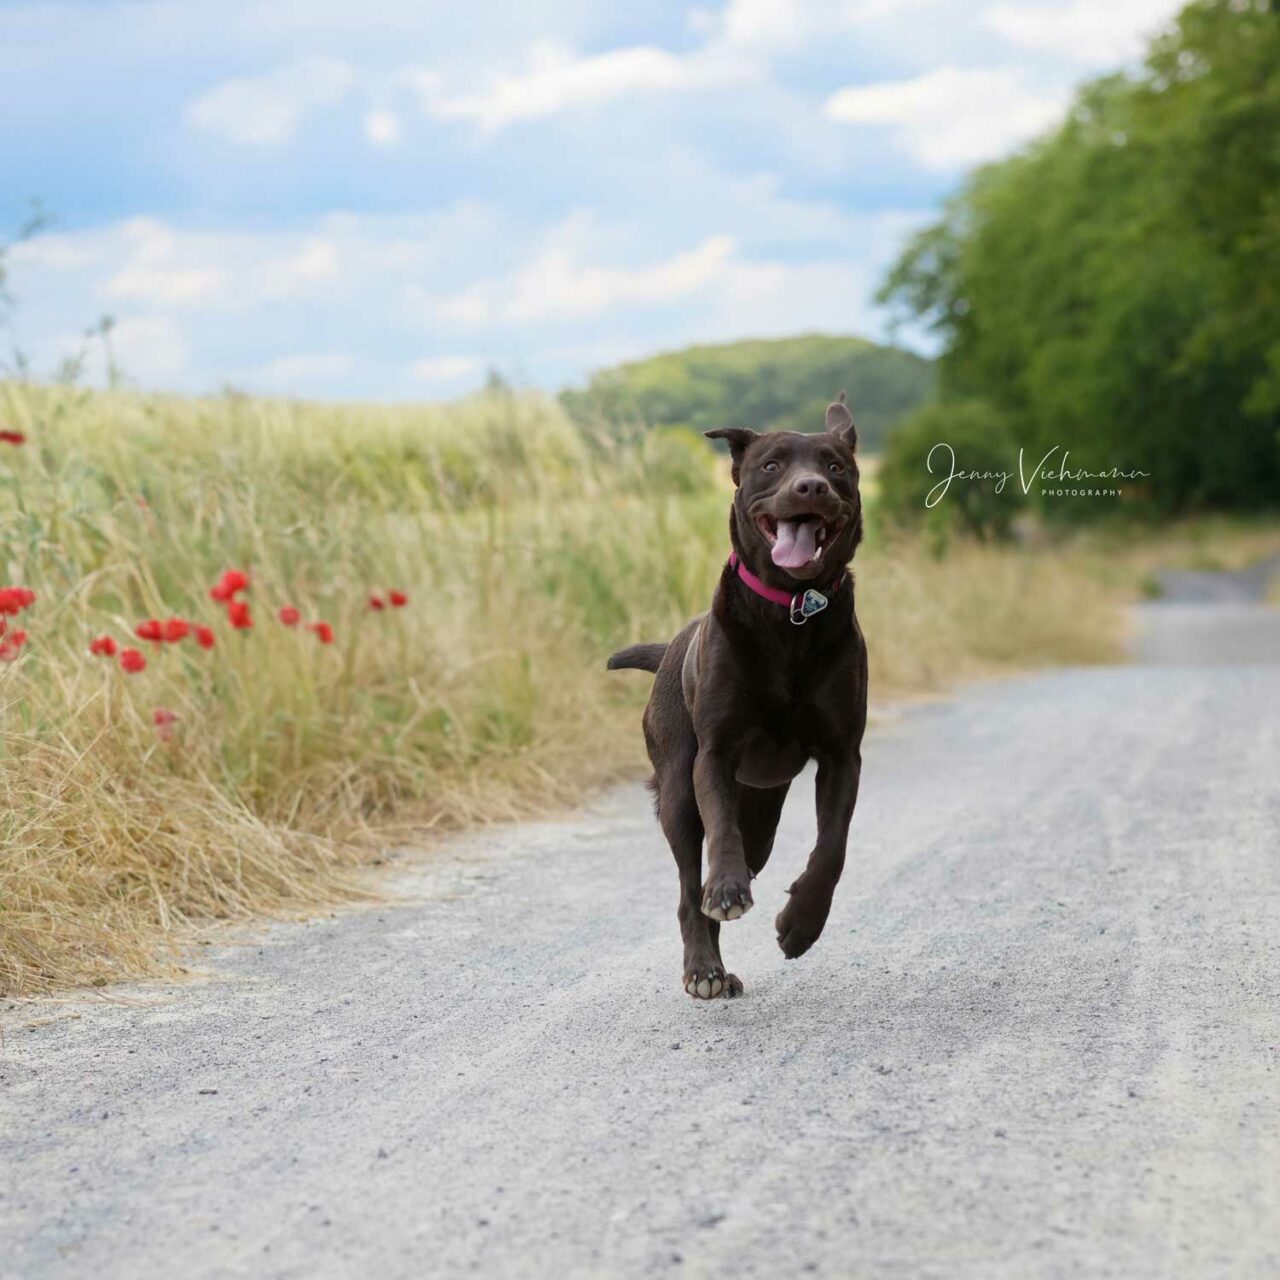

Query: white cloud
[261,238,340,296]
[103,265,223,305]
[715,0,930,50]
[110,317,189,380]
[364,108,402,147]
[406,2,926,137]
[52,314,188,386]
[409,355,481,382]
[510,233,737,321]
[11,211,492,332]
[5,206,515,392]
[257,352,353,382]
[983,0,1182,67]
[414,203,924,356]
[94,218,224,306]
[429,231,738,326]
[9,236,95,271]
[825,66,1070,169]
[719,0,808,48]
[87,219,336,308]
[6,196,927,397]
[696,258,879,343]
[184,57,354,145]
[415,40,752,133]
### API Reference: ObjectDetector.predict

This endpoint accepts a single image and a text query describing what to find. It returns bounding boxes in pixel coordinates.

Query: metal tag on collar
[789,588,829,625]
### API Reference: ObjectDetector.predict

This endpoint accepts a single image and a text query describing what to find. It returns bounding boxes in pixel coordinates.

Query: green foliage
[878,0,1280,517]
[878,399,1023,539]
[562,333,935,453]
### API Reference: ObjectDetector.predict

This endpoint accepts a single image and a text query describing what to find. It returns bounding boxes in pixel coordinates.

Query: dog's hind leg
[656,759,744,1000]
[737,782,790,878]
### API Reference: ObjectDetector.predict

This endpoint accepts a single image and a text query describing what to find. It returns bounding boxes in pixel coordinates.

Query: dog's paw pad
[701,880,753,922]
[683,969,742,999]
[685,971,723,999]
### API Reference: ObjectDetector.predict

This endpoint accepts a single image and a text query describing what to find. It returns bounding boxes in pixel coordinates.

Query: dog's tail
[606,642,667,673]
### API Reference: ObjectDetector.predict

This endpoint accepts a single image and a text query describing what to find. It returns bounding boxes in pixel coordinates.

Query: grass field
[3,380,1252,997]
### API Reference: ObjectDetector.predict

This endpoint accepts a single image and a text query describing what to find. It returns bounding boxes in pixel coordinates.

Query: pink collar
[728,553,843,625]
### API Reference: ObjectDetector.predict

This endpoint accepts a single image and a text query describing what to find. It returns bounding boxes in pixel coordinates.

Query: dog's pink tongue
[771,519,817,569]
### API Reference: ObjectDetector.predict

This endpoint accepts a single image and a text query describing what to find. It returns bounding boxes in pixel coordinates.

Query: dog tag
[789,589,829,625]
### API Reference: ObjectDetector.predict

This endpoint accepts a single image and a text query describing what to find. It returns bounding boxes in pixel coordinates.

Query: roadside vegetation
[0,380,1139,997]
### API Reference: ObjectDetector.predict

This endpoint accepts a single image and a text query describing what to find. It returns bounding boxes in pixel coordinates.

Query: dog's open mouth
[755,514,840,571]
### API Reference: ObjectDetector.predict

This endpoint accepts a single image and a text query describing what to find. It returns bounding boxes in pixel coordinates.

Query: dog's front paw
[683,966,745,999]
[701,873,753,922]
[774,883,832,958]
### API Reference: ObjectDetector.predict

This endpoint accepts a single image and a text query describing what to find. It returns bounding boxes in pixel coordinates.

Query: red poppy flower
[194,624,216,650]
[210,568,249,602]
[369,594,386,611]
[135,619,163,643]
[120,648,147,674]
[227,599,253,630]
[153,707,178,725]
[278,605,301,626]
[309,621,334,645]
[0,628,27,661]
[389,590,408,607]
[89,635,119,657]
[0,430,25,446]
[0,587,35,615]
[162,617,189,643]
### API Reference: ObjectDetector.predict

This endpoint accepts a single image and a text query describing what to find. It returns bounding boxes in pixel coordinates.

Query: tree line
[877,0,1280,531]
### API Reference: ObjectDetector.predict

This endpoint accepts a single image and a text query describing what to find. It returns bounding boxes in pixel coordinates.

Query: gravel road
[3,582,1279,1279]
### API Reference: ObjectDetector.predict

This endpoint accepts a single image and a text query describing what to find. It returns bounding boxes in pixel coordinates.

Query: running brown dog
[608,394,868,999]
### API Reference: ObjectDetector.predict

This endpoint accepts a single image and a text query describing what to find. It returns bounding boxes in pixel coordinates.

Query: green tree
[878,399,1023,538]
[878,0,1280,516]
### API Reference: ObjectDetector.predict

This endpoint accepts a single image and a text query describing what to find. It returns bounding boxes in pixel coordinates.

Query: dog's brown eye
[828,462,844,475]
[762,461,780,473]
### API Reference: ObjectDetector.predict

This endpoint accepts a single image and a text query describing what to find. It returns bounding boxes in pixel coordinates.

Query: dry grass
[1084,517,1280,601]
[1131,517,1280,576]
[0,380,1153,996]
[859,535,1123,698]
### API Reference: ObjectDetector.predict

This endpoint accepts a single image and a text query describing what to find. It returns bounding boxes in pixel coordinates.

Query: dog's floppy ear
[825,391,857,451]
[704,427,759,484]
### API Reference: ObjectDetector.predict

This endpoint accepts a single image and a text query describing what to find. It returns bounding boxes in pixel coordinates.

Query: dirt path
[4,589,1279,1279]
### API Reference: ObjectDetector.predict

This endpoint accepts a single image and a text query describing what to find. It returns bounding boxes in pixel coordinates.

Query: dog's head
[706,393,862,587]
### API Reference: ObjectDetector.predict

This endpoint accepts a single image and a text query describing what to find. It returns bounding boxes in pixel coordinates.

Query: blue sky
[2,0,1182,400]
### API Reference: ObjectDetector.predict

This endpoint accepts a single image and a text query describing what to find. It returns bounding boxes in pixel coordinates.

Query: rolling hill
[561,333,935,453]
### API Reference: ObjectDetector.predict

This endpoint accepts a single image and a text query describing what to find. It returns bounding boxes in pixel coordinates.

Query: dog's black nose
[792,474,830,499]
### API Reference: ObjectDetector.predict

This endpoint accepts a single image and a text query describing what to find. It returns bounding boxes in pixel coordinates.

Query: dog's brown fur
[608,395,868,998]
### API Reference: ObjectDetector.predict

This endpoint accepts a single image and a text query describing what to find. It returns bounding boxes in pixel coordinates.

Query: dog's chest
[733,677,826,786]
[731,649,849,785]
[734,726,811,788]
